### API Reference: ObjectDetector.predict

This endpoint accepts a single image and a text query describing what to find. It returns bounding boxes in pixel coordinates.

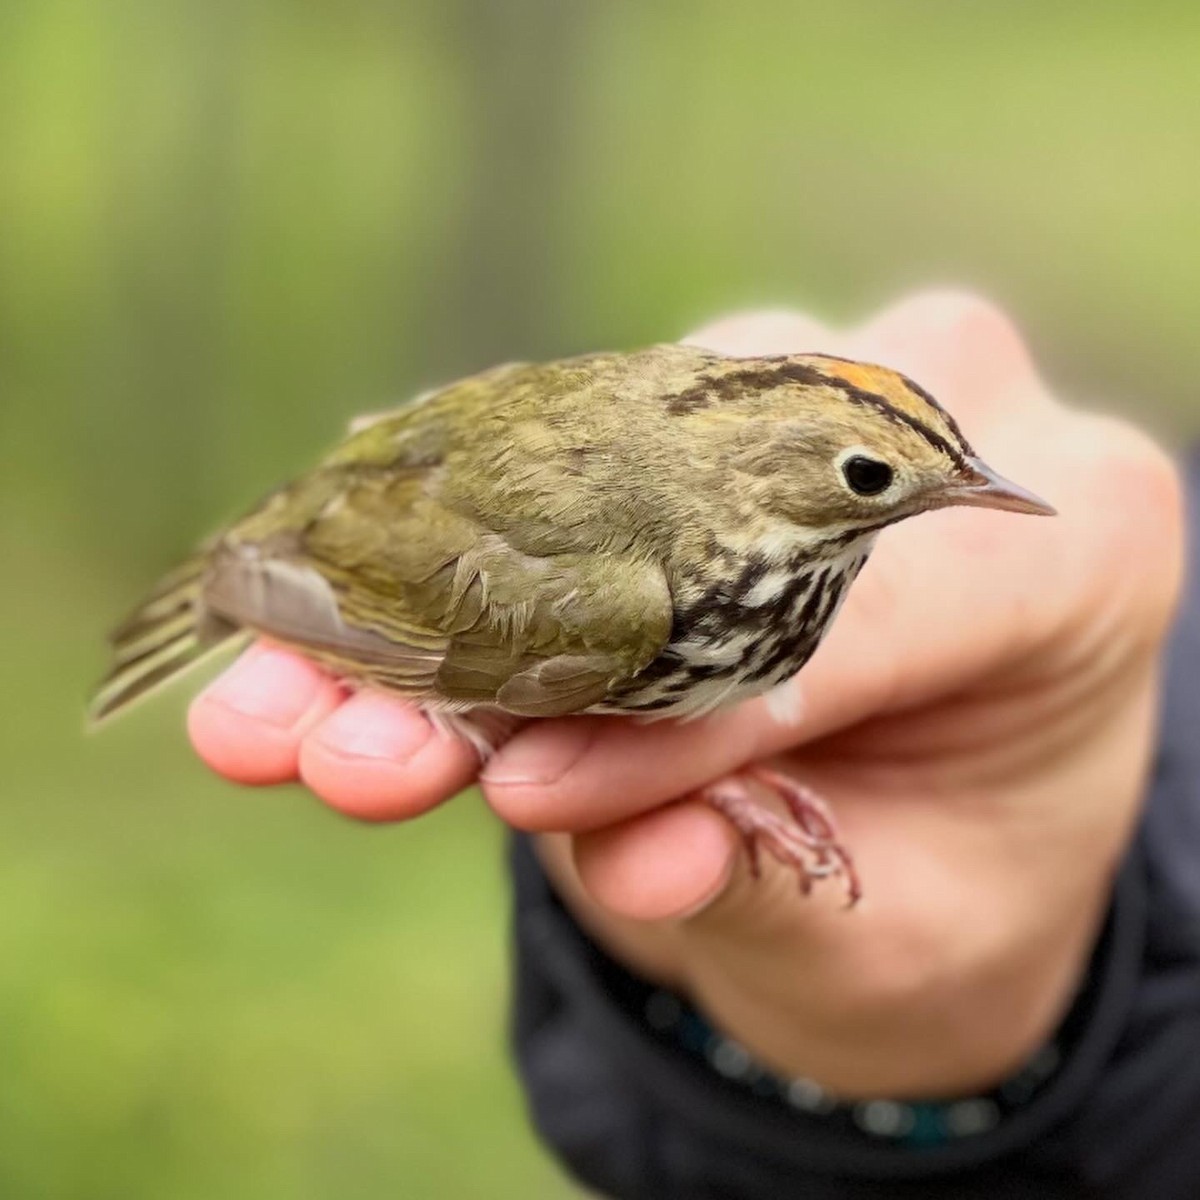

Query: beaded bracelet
[640,987,1064,1149]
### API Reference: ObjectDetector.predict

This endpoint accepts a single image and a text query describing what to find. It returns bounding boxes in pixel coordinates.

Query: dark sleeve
[505,454,1200,1200]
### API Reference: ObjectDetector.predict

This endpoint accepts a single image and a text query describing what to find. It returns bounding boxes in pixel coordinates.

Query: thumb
[563,782,859,931]
[567,800,742,923]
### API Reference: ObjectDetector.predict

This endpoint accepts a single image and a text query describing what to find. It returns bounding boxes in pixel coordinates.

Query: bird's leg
[700,768,862,907]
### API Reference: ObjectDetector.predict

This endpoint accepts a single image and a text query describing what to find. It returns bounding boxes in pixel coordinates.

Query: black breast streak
[674,557,769,640]
[757,567,813,627]
[627,648,687,687]
[739,567,827,684]
[662,676,696,693]
[797,568,828,629]
[744,629,819,684]
[672,550,823,646]
[817,571,846,627]
[684,661,728,683]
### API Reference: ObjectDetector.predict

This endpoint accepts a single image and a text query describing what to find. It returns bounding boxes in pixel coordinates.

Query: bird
[90,343,1054,903]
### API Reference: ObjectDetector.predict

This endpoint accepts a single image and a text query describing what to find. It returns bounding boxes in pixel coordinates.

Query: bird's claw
[700,768,861,907]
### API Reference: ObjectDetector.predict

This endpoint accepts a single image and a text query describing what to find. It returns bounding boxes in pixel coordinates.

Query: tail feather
[88,553,241,726]
[108,555,207,642]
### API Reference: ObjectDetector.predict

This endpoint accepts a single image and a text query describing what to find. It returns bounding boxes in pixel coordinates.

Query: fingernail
[202,647,324,728]
[312,693,432,762]
[481,721,595,786]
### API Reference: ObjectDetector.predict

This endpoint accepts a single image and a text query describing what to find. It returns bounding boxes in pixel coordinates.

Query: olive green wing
[202,466,673,717]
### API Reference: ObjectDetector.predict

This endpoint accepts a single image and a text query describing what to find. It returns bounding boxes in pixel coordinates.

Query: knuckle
[1088,415,1182,527]
[883,288,1029,357]
[1075,415,1185,626]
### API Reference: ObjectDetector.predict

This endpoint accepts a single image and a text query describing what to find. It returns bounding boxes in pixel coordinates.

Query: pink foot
[700,767,861,907]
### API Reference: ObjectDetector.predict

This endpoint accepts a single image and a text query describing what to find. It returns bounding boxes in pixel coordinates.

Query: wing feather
[202,468,673,714]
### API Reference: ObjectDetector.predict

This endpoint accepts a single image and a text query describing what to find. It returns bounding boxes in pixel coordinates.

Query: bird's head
[687,352,1054,541]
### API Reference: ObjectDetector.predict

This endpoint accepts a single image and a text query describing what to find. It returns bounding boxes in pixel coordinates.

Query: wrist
[680,868,1111,1098]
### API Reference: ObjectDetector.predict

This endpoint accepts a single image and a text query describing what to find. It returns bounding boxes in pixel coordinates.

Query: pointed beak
[939,457,1057,517]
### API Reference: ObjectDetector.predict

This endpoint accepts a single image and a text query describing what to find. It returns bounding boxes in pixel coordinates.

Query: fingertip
[188,645,344,785]
[684,309,839,358]
[299,692,480,821]
[572,802,737,922]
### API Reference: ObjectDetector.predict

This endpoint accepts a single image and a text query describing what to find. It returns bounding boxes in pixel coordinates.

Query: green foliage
[1,1,1197,1196]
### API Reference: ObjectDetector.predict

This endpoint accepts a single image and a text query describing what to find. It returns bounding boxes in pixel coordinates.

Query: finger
[482,701,797,833]
[299,690,480,822]
[850,288,1044,414]
[571,800,738,922]
[683,309,843,358]
[188,643,345,785]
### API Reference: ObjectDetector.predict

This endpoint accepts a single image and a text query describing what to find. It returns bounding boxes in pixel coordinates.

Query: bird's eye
[842,456,894,496]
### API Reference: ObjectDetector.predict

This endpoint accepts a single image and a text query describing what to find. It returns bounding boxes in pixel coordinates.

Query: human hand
[188,292,1184,1098]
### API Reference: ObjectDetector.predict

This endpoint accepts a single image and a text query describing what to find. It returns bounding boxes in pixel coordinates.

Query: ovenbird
[91,343,1053,902]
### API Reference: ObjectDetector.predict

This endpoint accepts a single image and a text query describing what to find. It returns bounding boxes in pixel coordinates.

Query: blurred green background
[2,2,1198,1197]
